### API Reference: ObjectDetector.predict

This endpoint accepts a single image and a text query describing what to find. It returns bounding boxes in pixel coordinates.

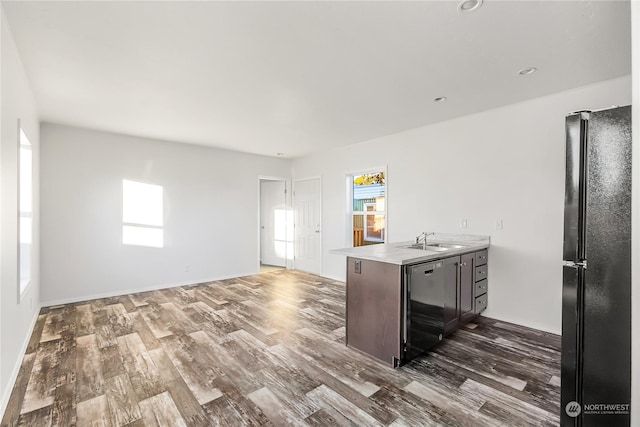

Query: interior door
[293,178,321,274]
[260,180,287,267]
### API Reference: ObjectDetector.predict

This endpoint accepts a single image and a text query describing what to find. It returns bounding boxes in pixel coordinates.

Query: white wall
[0,8,41,415]
[40,123,291,305]
[293,76,632,334]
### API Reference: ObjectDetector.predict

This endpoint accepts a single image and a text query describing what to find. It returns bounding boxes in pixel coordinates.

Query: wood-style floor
[1,270,561,426]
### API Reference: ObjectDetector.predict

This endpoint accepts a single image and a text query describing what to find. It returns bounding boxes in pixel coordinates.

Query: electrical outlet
[495,219,503,230]
[460,218,468,229]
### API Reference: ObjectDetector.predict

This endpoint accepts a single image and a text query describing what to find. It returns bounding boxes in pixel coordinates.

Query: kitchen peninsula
[332,233,490,367]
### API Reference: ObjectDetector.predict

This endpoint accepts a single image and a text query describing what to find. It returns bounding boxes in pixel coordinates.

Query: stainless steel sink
[404,244,448,252]
[403,243,467,251]
[427,243,466,249]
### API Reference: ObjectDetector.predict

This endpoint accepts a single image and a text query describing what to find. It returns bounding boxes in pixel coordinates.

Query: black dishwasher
[406,260,446,360]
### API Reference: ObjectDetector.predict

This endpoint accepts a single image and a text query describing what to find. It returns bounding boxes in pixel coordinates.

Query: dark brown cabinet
[473,249,489,315]
[345,248,488,367]
[459,252,476,323]
[345,258,403,366]
[443,256,460,334]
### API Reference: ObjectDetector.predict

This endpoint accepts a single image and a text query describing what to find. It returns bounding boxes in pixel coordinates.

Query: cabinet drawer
[475,250,488,266]
[474,279,488,297]
[475,265,488,282]
[475,293,488,313]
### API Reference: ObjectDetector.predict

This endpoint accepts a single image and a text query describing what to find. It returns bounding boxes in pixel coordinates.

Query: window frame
[363,202,385,243]
[347,167,388,247]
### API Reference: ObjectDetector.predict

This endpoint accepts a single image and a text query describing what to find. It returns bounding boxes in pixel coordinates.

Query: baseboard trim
[481,312,560,336]
[319,273,346,283]
[40,271,258,307]
[0,305,42,421]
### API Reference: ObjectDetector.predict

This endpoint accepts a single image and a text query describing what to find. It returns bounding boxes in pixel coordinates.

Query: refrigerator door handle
[563,260,587,269]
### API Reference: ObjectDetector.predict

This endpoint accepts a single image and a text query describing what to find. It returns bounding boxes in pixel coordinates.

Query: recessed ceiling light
[518,67,538,75]
[434,96,447,102]
[458,0,483,13]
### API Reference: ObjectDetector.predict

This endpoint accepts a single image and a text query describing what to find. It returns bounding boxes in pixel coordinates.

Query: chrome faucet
[415,232,435,249]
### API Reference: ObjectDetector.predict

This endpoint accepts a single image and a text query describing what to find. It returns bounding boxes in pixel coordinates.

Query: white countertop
[330,233,490,265]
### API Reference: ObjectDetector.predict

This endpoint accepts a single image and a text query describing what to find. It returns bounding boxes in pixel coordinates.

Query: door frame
[257,176,292,271]
[293,176,322,274]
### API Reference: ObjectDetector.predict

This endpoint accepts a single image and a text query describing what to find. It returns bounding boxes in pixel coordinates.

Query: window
[351,171,386,247]
[19,128,33,297]
[122,180,164,248]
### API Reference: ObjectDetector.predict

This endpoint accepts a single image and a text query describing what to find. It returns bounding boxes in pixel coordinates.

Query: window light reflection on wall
[122,179,164,248]
[19,128,33,295]
[274,209,294,260]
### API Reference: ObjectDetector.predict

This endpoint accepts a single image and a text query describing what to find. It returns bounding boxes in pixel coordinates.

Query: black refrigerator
[561,105,632,426]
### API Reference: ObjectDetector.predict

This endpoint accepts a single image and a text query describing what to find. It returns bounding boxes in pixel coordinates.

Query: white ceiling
[3,1,631,158]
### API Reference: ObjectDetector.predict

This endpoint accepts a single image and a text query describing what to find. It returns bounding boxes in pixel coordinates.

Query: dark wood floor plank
[304,408,355,427]
[289,328,383,398]
[126,293,149,309]
[104,374,142,426]
[189,330,262,395]
[138,391,187,427]
[306,384,384,426]
[164,378,209,426]
[130,311,161,351]
[76,394,111,427]
[76,334,105,402]
[3,270,561,427]
[272,341,396,425]
[116,296,137,313]
[116,333,165,400]
[104,304,135,337]
[370,383,444,426]
[100,345,126,380]
[147,348,182,384]
[16,406,53,427]
[404,380,504,427]
[52,383,76,427]
[39,308,67,343]
[0,353,36,427]
[207,374,272,426]
[76,304,96,337]
[95,324,118,349]
[246,386,301,426]
[254,368,320,419]
[20,341,59,415]
[56,331,77,388]
[462,378,559,426]
[162,334,223,405]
